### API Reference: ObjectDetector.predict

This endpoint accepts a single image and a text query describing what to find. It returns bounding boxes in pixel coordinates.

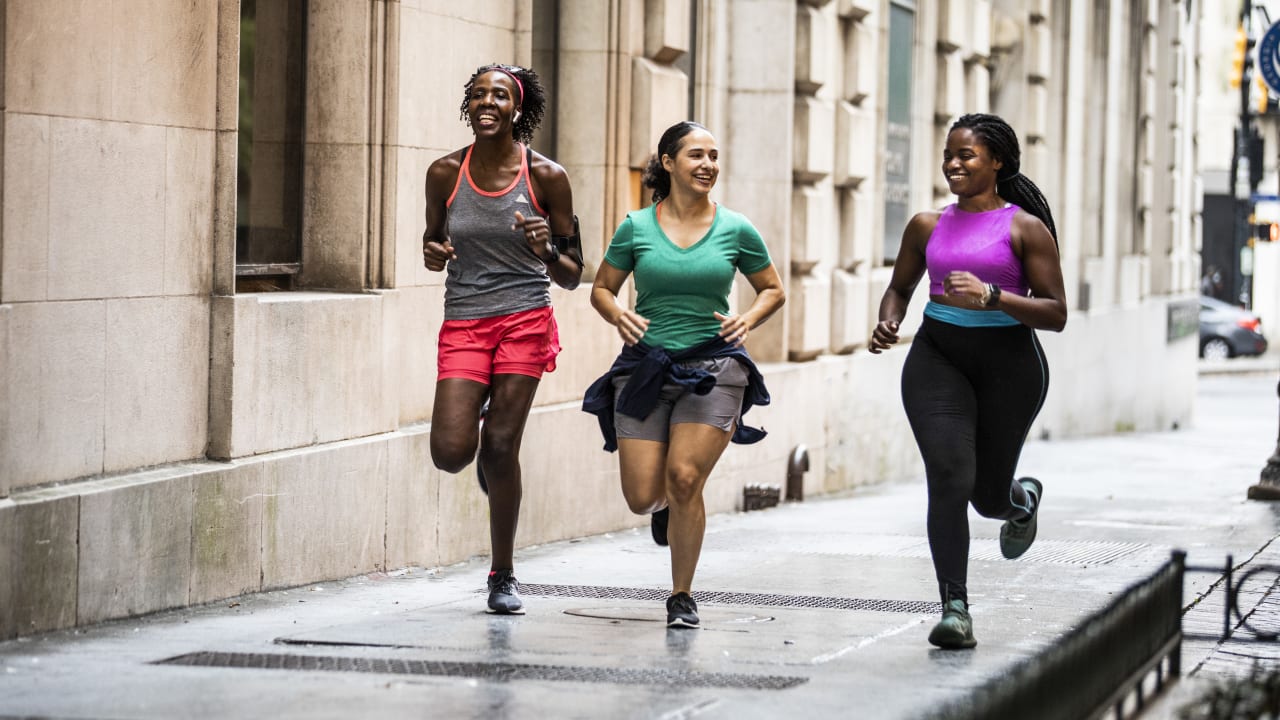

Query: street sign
[1258,21,1280,95]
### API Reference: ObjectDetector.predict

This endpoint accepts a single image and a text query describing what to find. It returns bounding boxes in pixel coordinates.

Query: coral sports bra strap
[446,145,472,208]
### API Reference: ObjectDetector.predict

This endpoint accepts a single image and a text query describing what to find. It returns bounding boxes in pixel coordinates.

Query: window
[236,0,307,290]
[884,0,915,263]
[671,4,698,118]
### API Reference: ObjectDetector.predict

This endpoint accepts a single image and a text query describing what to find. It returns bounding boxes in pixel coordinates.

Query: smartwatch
[541,242,560,265]
[984,283,1001,307]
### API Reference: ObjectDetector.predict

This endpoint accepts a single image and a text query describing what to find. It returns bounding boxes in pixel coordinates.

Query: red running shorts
[436,305,561,384]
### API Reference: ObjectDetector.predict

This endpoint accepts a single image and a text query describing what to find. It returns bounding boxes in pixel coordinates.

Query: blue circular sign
[1259,21,1280,95]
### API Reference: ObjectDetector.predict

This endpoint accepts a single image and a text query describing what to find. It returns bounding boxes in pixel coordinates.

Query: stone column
[724,0,795,362]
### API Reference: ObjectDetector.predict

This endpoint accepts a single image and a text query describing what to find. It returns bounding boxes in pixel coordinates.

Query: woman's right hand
[868,320,900,354]
[613,309,650,346]
[423,239,456,271]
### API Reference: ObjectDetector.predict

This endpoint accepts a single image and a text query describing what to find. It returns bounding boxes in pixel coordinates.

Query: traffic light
[1232,24,1248,88]
[1249,129,1265,190]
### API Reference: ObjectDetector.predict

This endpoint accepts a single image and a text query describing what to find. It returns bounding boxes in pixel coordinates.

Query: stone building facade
[0,0,1201,639]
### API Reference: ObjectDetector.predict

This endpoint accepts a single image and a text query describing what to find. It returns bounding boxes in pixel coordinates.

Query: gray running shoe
[666,592,699,629]
[928,599,977,649]
[999,477,1043,559]
[486,569,524,615]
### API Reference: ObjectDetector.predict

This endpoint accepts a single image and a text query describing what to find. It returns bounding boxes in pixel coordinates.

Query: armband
[552,215,585,270]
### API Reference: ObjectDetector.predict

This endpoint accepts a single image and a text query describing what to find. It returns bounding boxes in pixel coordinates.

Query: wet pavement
[1,369,1278,719]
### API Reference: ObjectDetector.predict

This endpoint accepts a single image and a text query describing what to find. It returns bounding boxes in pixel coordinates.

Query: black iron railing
[1185,555,1280,642]
[928,551,1186,720]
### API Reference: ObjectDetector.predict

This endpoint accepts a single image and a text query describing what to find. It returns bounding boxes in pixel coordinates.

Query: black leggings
[901,316,1048,605]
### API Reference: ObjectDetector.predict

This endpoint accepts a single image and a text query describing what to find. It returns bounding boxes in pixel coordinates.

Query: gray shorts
[612,357,748,443]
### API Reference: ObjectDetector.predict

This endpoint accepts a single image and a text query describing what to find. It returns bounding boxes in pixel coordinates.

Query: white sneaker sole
[486,605,526,615]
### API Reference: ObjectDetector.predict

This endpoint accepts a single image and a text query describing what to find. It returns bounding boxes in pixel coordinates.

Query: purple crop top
[926,204,1029,297]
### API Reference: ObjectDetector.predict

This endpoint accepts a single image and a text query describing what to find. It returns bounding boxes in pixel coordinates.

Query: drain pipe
[786,445,809,501]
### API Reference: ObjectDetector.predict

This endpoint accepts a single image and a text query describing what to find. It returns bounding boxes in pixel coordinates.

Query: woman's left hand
[514,211,554,259]
[715,311,749,346]
[943,271,987,306]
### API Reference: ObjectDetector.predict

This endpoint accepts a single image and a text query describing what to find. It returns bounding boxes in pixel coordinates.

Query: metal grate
[514,584,941,614]
[968,538,1148,566]
[154,651,808,690]
[777,536,1149,567]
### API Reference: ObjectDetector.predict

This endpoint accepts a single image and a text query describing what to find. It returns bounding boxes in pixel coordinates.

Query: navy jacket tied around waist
[581,336,771,452]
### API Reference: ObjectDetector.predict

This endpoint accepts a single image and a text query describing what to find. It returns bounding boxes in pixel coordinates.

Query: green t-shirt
[603,203,773,351]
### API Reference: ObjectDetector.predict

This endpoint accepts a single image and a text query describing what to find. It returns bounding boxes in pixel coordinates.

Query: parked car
[1200,295,1268,360]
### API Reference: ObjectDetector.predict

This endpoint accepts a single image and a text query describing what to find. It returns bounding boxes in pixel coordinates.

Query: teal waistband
[924,301,1020,327]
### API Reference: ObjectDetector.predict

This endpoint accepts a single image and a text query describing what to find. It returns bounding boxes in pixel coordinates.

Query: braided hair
[949,113,1058,247]
[458,64,546,146]
[641,121,708,203]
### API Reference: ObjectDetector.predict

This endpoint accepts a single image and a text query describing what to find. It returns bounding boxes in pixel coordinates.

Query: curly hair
[458,64,546,146]
[641,121,708,203]
[949,113,1058,247]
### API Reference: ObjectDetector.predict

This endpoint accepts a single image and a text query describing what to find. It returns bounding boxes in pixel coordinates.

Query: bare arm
[715,264,786,346]
[422,153,461,271]
[590,261,649,346]
[869,211,936,353]
[1005,212,1067,331]
[526,155,583,290]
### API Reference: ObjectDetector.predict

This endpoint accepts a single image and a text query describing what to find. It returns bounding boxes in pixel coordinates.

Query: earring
[514,111,521,122]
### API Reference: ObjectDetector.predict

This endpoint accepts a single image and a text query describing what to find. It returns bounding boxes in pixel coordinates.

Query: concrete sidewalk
[0,371,1277,720]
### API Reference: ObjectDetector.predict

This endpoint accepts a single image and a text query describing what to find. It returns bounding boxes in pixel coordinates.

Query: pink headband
[487,66,524,105]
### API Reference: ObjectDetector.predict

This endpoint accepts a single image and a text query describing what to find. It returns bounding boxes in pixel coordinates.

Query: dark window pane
[884,2,914,264]
[236,0,306,274]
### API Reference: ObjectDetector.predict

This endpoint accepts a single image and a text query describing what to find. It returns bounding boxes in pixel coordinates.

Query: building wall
[0,0,1201,639]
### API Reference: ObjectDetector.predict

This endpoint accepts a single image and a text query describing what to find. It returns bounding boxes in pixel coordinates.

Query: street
[1,369,1278,720]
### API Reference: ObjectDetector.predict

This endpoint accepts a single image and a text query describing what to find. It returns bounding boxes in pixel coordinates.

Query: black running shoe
[476,398,490,495]
[666,592,699,628]
[651,507,669,546]
[486,569,524,615]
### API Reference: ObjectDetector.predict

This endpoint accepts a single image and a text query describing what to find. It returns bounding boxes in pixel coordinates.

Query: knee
[665,463,704,505]
[970,494,1004,518]
[927,473,974,508]
[971,489,1021,520]
[431,437,474,474]
[479,427,521,465]
[431,452,471,475]
[623,493,663,515]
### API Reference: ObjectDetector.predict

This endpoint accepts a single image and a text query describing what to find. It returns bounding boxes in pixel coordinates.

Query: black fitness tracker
[541,241,560,264]
[984,283,1001,307]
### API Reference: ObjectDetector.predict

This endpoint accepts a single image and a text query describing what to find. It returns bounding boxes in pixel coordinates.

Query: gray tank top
[444,144,551,320]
